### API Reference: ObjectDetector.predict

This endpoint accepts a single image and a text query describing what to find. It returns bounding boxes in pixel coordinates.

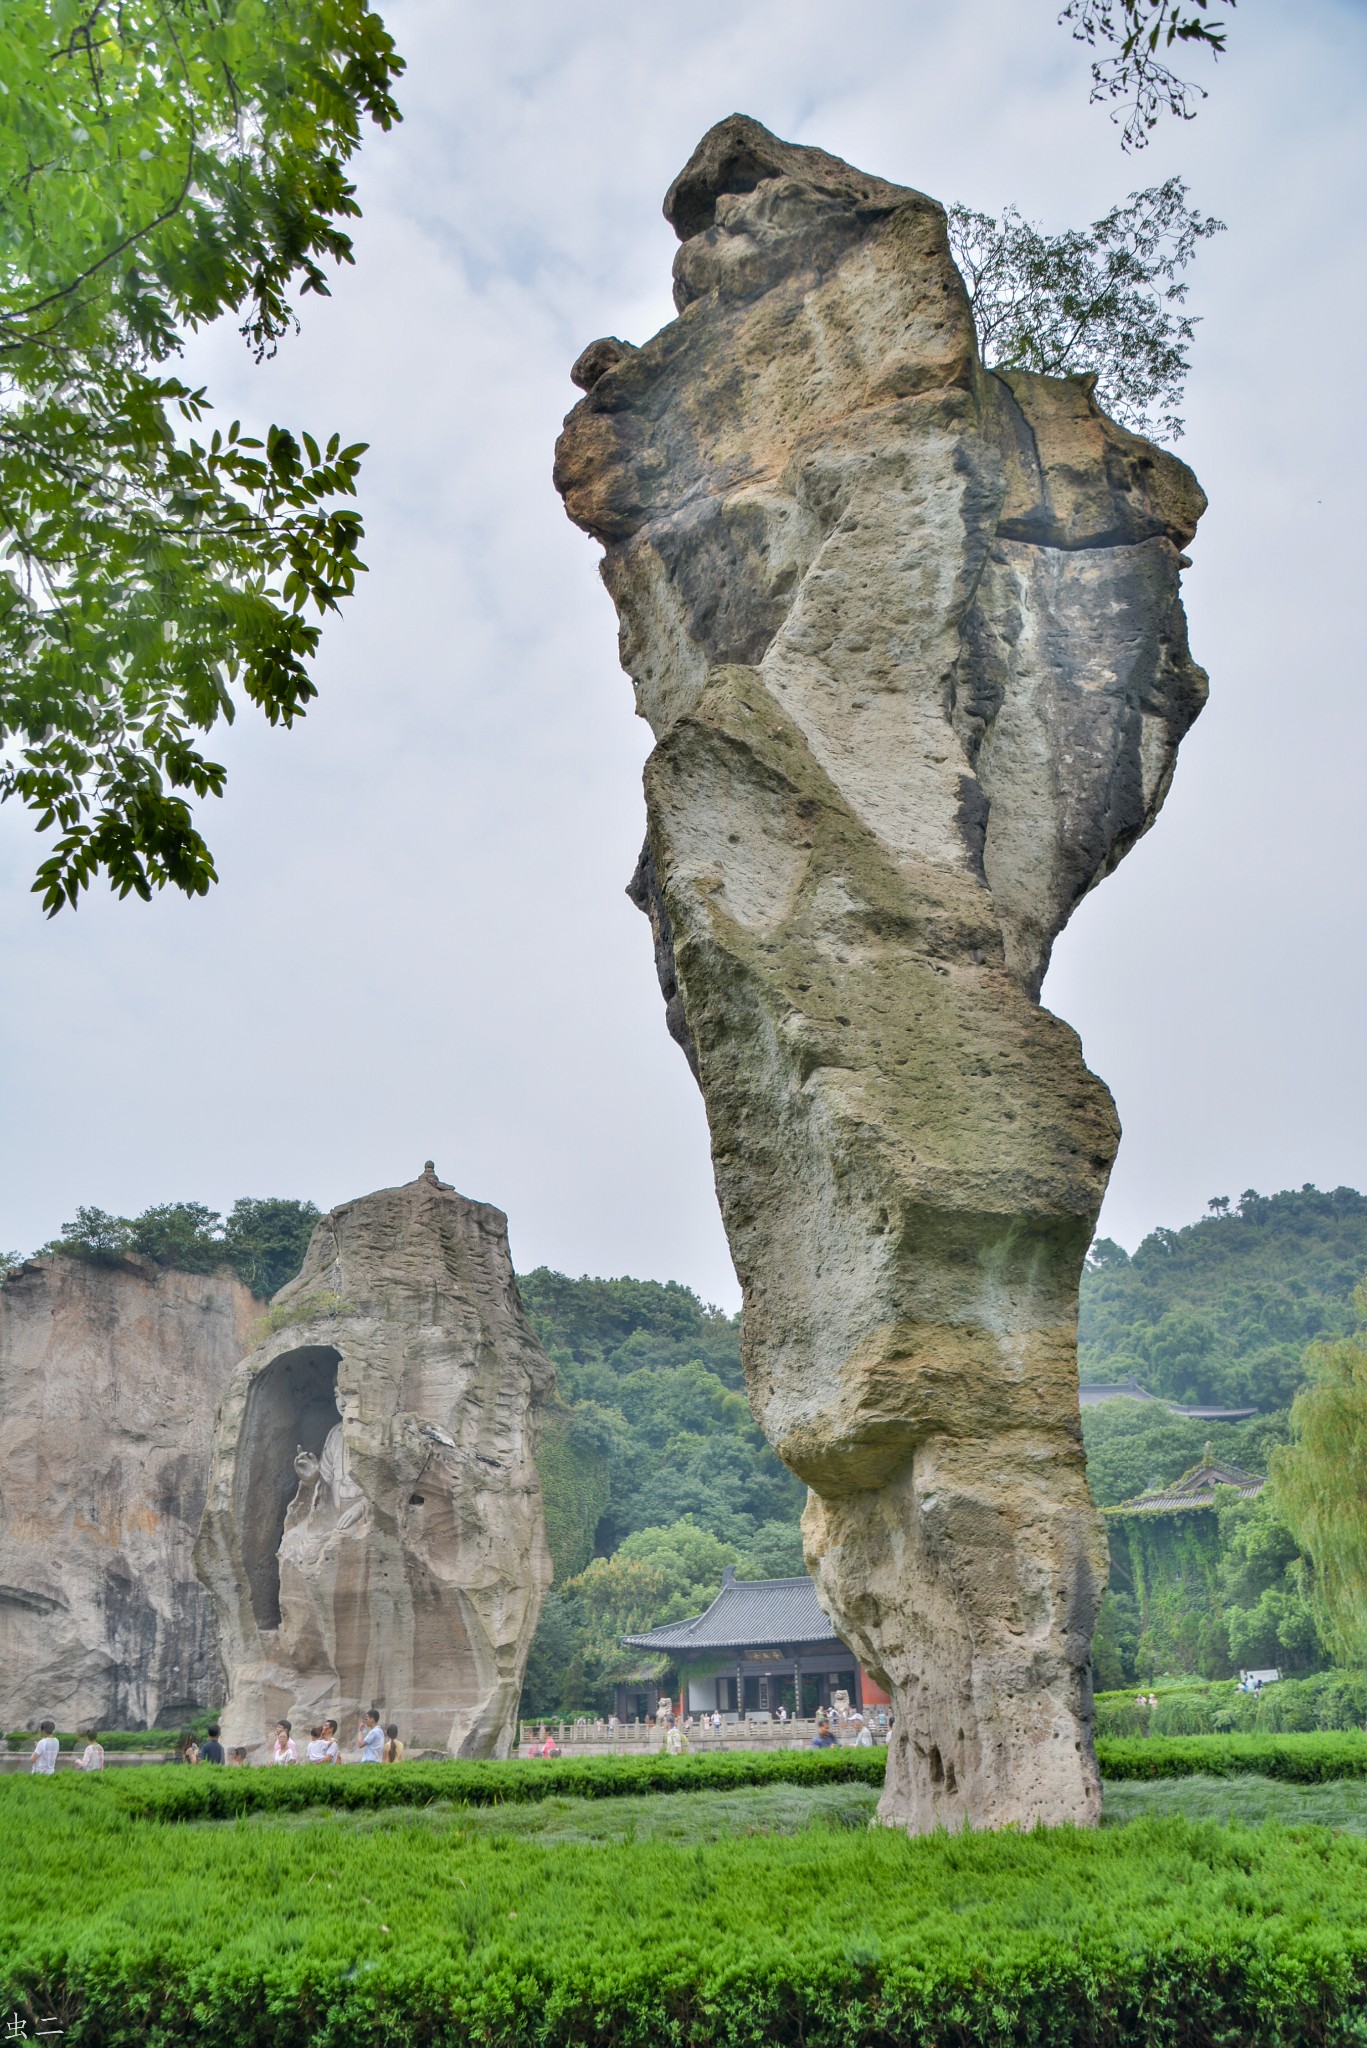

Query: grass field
[1104,1771,1367,1833]
[6,1752,1367,2045]
[231,1776,884,1843]
[211,1773,1367,1842]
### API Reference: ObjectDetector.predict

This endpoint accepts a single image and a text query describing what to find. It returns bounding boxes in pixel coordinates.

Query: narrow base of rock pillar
[804,1430,1106,1834]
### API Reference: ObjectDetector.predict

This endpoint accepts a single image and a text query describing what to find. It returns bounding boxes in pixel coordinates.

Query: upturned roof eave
[1105,1482,1264,1518]
[618,1625,839,1651]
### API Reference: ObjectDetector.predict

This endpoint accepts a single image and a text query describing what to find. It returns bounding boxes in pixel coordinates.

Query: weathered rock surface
[555,117,1207,1831]
[194,1166,554,1759]
[0,1256,259,1732]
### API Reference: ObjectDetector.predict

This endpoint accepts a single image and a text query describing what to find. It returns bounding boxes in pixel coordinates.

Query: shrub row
[1097,1730,1367,1784]
[5,1744,889,1822]
[5,1728,180,1754]
[1,1808,1365,2048]
[7,1733,1365,1818]
[1094,1671,1367,1741]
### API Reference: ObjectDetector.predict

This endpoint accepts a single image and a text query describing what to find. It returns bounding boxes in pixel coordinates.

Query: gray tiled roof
[1106,1458,1265,1517]
[1079,1377,1257,1422]
[620,1572,840,1652]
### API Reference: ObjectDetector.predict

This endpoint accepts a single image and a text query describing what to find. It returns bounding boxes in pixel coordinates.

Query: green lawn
[6,1766,1367,2045]
[212,1771,1367,1843]
[1103,1771,1367,1833]
[229,1775,883,1843]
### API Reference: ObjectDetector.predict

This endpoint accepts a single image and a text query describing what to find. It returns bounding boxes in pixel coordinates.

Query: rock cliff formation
[555,117,1207,1831]
[194,1166,554,1759]
[0,1256,259,1732]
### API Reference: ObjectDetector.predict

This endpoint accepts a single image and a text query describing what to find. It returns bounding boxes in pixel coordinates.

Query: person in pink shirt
[270,1719,297,1764]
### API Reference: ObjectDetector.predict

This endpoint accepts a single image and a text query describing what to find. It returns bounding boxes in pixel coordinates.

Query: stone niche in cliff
[555,117,1208,1832]
[0,1255,260,1733]
[194,1165,554,1759]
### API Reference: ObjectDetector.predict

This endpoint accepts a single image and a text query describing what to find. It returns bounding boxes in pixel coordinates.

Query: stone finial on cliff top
[555,117,1208,1831]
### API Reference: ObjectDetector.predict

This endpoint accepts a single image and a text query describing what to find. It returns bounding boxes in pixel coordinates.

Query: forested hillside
[1077,1187,1367,1688]
[20,1184,1365,1710]
[522,1187,1367,1711]
[515,1271,806,1715]
[1080,1185,1367,1410]
[517,1269,803,1565]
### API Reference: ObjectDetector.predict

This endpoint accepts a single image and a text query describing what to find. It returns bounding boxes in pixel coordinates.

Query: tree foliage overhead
[948,179,1223,442]
[1079,1185,1367,1411]
[38,1193,319,1297]
[0,0,403,911]
[1272,1288,1367,1668]
[1060,0,1238,151]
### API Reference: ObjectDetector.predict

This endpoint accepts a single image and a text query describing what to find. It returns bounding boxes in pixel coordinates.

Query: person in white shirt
[270,1720,298,1764]
[321,1719,340,1764]
[358,1709,385,1762]
[30,1721,60,1774]
[78,1738,105,1771]
[305,1725,331,1763]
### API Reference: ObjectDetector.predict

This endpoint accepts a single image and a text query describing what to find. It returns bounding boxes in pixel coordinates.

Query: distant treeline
[32,1198,320,1300]
[21,1182,1367,1707]
[1081,1184,1367,1410]
[516,1268,804,1718]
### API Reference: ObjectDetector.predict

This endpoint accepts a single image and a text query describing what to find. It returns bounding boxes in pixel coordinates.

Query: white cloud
[2,0,1363,1292]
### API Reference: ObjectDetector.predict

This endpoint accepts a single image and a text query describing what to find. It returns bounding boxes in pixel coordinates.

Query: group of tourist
[172,1724,228,1765]
[27,1708,408,1772]
[258,1710,404,1765]
[28,1723,112,1775]
[523,1699,883,1757]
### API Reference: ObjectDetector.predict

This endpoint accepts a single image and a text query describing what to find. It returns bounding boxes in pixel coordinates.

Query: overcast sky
[2,0,1363,1306]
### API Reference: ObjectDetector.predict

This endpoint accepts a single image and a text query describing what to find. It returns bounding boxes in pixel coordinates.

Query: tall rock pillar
[554,118,1207,1831]
[194,1166,553,1758]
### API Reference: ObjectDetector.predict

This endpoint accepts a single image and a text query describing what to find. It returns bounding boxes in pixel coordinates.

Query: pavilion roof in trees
[1106,1457,1265,1518]
[619,1570,840,1653]
[1078,1374,1258,1422]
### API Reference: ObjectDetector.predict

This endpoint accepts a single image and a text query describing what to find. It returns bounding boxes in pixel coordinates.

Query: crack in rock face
[0,1256,260,1735]
[555,116,1208,1833]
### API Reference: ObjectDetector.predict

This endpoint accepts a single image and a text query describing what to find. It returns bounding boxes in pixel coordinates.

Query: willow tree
[0,0,403,911]
[1272,1288,1367,1666]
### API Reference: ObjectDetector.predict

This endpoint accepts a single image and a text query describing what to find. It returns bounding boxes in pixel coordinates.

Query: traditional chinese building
[1079,1375,1258,1422]
[616,1567,886,1721]
[1104,1452,1266,1666]
[1106,1454,1265,1521]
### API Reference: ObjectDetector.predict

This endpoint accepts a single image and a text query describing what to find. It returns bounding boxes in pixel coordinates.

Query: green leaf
[0,0,404,908]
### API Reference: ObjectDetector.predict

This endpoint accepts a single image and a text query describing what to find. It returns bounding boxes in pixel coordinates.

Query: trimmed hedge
[1,1805,1366,2048]
[7,1745,888,1822]
[5,1728,178,1754]
[8,1733,1366,1816]
[1097,1731,1367,1784]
